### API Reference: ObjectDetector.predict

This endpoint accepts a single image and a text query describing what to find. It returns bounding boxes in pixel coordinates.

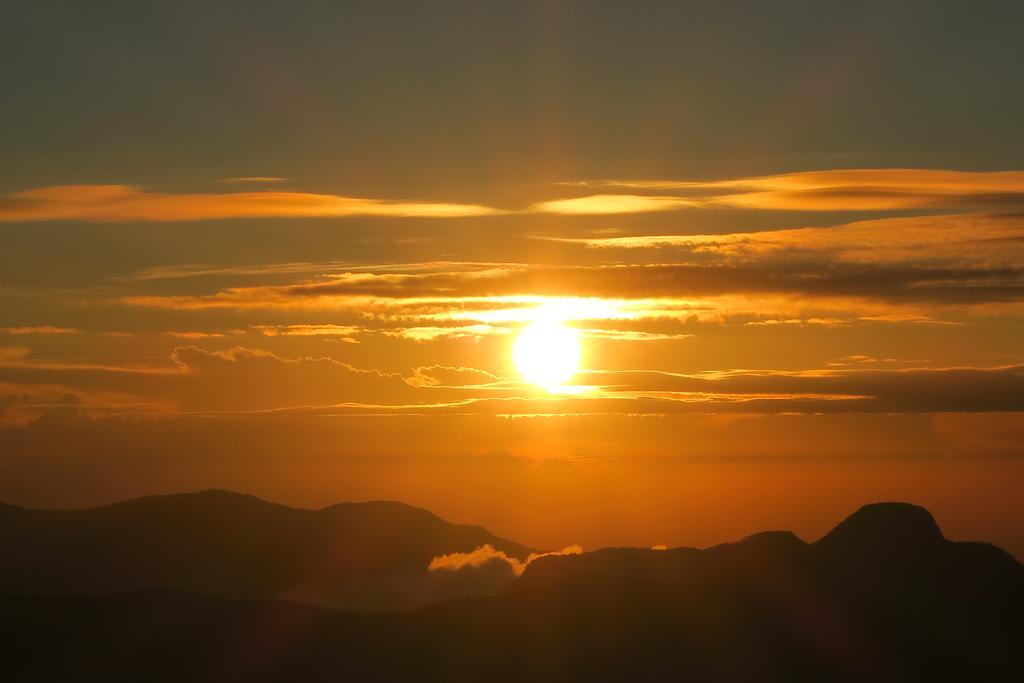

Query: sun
[512,319,582,392]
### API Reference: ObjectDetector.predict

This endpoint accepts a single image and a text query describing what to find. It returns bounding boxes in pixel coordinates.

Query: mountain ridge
[0,489,535,607]
[1,497,1020,681]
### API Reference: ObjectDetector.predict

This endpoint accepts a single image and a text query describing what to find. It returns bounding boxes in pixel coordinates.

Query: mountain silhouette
[0,489,533,606]
[817,501,944,551]
[1,499,1020,682]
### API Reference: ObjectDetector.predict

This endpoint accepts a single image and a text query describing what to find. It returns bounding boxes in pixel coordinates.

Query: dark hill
[0,490,533,602]
[817,501,945,552]
[0,500,1020,682]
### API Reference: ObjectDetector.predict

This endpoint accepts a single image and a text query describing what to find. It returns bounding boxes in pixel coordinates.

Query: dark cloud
[121,262,1024,308]
[576,364,1024,413]
[4,344,1023,417]
[0,346,510,415]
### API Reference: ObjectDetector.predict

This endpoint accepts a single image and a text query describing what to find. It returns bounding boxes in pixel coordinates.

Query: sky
[2,1,1023,556]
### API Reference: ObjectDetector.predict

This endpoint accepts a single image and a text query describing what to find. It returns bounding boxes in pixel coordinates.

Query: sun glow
[512,318,582,392]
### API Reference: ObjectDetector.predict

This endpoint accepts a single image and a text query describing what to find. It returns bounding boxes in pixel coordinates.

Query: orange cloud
[528,194,697,215]
[381,324,512,341]
[219,177,287,184]
[164,331,238,339]
[545,212,1024,267]
[581,329,693,341]
[0,185,503,222]
[560,169,1024,211]
[0,326,80,335]
[4,353,1024,421]
[7,170,1023,223]
[428,543,583,576]
[408,365,503,388]
[117,257,1024,314]
[252,324,363,341]
[707,168,1024,193]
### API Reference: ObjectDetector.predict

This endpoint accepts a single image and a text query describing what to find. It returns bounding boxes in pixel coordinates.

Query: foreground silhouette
[0,490,534,611]
[1,496,1020,681]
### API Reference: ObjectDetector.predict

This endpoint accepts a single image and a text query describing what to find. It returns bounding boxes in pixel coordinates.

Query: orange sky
[2,2,1023,558]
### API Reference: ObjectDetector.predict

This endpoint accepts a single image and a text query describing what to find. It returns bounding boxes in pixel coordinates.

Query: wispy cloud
[218,176,288,184]
[572,364,1024,413]
[428,543,583,576]
[107,212,1024,338]
[6,170,1023,222]
[565,169,1024,212]
[581,329,693,341]
[0,185,504,222]
[105,212,1024,327]
[593,169,1024,193]
[528,194,698,215]
[547,213,1024,266]
[0,326,80,335]
[124,260,508,282]
[252,324,363,340]
[408,365,503,388]
[117,260,1024,311]
[164,331,240,339]
[5,340,1023,417]
[380,324,512,341]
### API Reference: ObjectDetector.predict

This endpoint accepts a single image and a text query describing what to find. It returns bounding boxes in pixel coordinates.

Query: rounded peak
[739,530,807,548]
[318,499,442,520]
[189,488,258,499]
[817,502,944,550]
[150,489,267,505]
[741,530,804,543]
[93,489,278,514]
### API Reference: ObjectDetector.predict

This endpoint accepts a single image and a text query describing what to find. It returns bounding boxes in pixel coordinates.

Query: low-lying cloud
[277,544,581,613]
[429,543,583,576]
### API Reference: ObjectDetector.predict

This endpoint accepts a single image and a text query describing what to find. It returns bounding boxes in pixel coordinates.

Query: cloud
[168,346,420,411]
[118,260,1024,311]
[569,169,1024,211]
[429,543,583,576]
[111,212,1024,316]
[408,365,503,388]
[381,324,512,341]
[528,194,697,215]
[0,378,174,425]
[573,364,1024,413]
[548,212,1024,266]
[252,324,363,342]
[164,331,239,339]
[4,170,1024,224]
[710,169,1024,211]
[581,329,693,342]
[123,259,508,282]
[0,326,80,335]
[0,345,520,415]
[0,185,503,222]
[219,177,287,184]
